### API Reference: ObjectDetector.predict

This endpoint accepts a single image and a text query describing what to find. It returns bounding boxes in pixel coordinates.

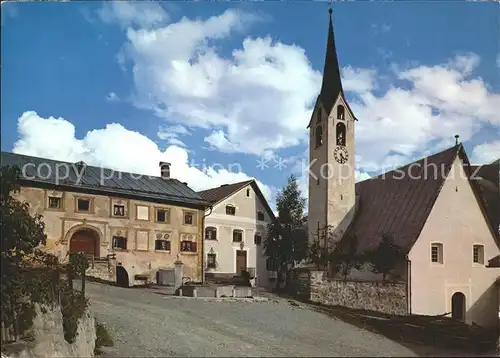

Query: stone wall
[2,303,96,358]
[290,269,408,316]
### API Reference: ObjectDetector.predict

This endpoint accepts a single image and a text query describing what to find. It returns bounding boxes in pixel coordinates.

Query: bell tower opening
[306,8,357,254]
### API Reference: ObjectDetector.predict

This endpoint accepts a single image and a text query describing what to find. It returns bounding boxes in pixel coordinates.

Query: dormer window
[226,205,236,216]
[315,125,323,148]
[337,105,345,120]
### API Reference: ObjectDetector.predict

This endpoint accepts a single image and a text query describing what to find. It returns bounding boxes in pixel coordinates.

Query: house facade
[198,180,276,287]
[306,8,500,328]
[1,152,210,287]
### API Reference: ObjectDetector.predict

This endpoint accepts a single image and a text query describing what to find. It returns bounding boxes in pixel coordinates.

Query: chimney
[159,161,171,179]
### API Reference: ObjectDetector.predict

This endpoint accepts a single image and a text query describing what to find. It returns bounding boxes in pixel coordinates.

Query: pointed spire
[319,8,343,116]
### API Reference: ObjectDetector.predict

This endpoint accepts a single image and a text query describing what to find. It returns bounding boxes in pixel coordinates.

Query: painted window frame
[430,242,444,264]
[75,196,94,214]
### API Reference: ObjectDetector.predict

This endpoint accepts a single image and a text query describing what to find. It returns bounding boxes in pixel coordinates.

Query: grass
[312,302,497,354]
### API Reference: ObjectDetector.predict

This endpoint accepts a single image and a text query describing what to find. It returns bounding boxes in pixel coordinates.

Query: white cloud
[342,66,376,93]
[105,92,120,102]
[472,139,500,164]
[351,53,500,170]
[110,5,319,156]
[98,1,168,29]
[12,111,275,200]
[157,124,190,146]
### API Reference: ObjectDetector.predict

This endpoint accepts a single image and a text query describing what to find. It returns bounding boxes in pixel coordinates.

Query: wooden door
[235,250,247,276]
[70,230,97,256]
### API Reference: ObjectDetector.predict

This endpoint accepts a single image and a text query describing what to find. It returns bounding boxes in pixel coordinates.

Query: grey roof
[1,151,210,208]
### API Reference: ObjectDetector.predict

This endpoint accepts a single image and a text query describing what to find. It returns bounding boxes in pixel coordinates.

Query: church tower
[307,8,357,246]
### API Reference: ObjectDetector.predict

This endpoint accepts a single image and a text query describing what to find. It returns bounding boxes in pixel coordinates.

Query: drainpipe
[406,254,412,315]
[201,205,213,283]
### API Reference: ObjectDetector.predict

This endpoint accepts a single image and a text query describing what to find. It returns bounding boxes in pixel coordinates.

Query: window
[113,204,125,217]
[233,229,243,243]
[254,233,262,245]
[112,236,127,250]
[136,205,150,220]
[226,205,236,216]
[76,198,91,212]
[207,253,216,269]
[155,240,171,251]
[266,258,277,271]
[180,234,197,253]
[246,188,251,197]
[257,211,265,221]
[317,110,322,122]
[316,177,320,186]
[337,105,345,120]
[336,122,346,147]
[473,244,485,264]
[184,212,195,225]
[205,227,217,240]
[315,125,323,148]
[156,208,169,223]
[431,243,443,264]
[48,197,62,209]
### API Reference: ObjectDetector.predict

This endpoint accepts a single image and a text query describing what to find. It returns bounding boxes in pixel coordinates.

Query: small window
[180,240,197,253]
[246,188,251,197]
[184,212,195,225]
[226,205,236,216]
[336,122,346,146]
[233,229,243,243]
[315,125,323,148]
[156,208,169,223]
[113,204,125,217]
[317,110,322,122]
[431,243,443,264]
[337,105,345,120]
[112,236,127,250]
[155,239,171,251]
[77,198,91,212]
[207,253,216,268]
[266,258,277,271]
[48,197,62,209]
[136,205,150,220]
[257,211,265,221]
[473,244,484,264]
[205,227,217,240]
[254,233,262,245]
[316,177,320,186]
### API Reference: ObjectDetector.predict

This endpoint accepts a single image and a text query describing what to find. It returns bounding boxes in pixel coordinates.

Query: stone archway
[451,292,466,321]
[116,266,129,288]
[69,229,100,257]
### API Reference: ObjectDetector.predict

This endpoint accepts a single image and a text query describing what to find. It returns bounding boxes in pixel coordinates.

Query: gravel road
[85,282,418,357]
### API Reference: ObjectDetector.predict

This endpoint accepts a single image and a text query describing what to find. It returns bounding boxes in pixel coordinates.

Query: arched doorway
[451,292,466,321]
[116,266,129,288]
[69,229,99,257]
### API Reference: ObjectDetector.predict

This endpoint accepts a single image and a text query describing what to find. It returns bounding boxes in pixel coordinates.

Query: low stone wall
[290,269,408,316]
[3,303,96,358]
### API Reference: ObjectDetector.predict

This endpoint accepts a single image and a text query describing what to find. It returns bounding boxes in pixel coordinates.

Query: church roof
[471,159,499,240]
[318,8,343,116]
[343,144,499,254]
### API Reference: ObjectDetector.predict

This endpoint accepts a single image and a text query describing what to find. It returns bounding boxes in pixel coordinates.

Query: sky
[1,1,499,209]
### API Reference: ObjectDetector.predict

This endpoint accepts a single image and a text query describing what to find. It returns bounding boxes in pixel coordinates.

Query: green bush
[95,320,114,355]
[60,284,88,344]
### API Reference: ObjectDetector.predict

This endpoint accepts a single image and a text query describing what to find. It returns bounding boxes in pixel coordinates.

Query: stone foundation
[289,269,408,316]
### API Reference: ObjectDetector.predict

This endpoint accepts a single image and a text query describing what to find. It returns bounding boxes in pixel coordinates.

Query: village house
[198,180,277,287]
[1,151,210,287]
[305,8,500,328]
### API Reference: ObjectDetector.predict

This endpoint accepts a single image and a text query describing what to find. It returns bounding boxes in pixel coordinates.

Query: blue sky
[1,1,499,205]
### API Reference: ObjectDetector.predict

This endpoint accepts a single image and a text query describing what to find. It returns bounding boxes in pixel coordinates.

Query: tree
[1,165,49,317]
[330,234,363,281]
[307,224,332,270]
[263,174,307,289]
[368,233,406,281]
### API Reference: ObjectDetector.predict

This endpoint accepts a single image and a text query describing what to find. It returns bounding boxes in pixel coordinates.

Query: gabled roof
[471,159,499,239]
[198,179,276,220]
[343,144,499,254]
[1,151,210,208]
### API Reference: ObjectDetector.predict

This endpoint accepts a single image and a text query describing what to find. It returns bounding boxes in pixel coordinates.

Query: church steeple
[318,8,344,116]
